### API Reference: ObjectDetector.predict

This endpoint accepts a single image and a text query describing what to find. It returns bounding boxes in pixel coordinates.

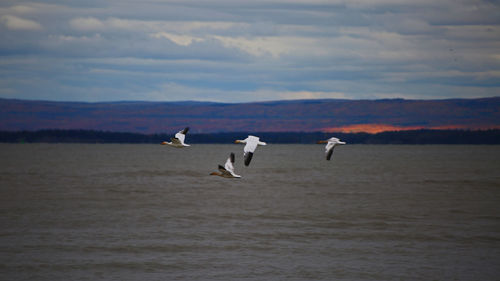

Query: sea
[1,143,499,281]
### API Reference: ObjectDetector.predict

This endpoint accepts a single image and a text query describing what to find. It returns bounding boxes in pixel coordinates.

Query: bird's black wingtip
[182,127,189,134]
[244,152,253,166]
[326,148,334,160]
[230,152,235,163]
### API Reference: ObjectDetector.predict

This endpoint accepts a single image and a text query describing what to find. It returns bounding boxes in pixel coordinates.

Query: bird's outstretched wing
[174,127,189,144]
[325,141,336,160]
[326,146,335,160]
[243,141,258,154]
[225,153,241,177]
[244,152,253,166]
[225,153,235,171]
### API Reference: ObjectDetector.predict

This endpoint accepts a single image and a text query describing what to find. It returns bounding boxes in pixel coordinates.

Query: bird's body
[317,137,346,160]
[235,135,266,166]
[210,153,241,178]
[161,127,190,148]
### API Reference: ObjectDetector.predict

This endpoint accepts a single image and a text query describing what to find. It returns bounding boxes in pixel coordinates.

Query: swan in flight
[317,137,346,160]
[210,152,241,178]
[235,135,266,166]
[161,127,190,148]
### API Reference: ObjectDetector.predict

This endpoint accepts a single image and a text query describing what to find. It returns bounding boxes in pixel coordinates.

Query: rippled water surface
[1,144,499,280]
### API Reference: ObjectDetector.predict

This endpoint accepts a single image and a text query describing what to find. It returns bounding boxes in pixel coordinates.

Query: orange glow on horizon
[322,124,500,134]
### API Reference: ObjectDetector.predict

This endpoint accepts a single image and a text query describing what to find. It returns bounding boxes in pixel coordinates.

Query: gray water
[1,144,499,281]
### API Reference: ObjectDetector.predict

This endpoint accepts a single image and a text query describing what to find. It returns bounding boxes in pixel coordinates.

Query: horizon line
[2,96,500,105]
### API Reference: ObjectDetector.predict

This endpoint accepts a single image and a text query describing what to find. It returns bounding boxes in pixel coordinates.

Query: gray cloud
[0,0,499,102]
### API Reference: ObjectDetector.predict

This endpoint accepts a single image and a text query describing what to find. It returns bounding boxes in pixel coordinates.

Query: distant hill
[1,97,499,134]
[2,129,500,144]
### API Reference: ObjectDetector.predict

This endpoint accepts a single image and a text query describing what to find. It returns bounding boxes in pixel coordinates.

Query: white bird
[210,152,241,178]
[234,135,267,166]
[161,127,190,147]
[317,137,346,160]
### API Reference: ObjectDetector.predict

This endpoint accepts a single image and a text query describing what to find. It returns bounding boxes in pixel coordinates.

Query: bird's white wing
[224,154,235,173]
[244,136,259,153]
[175,132,186,144]
[225,153,240,177]
[241,136,262,166]
[174,127,189,145]
[326,146,335,160]
[325,140,338,160]
[325,141,335,153]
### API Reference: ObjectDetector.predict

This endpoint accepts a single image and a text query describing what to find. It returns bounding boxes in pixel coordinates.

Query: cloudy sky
[0,0,499,102]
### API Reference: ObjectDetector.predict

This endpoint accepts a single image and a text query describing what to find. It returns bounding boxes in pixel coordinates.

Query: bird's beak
[234,140,241,143]
[161,141,167,145]
[210,172,219,176]
[317,140,327,144]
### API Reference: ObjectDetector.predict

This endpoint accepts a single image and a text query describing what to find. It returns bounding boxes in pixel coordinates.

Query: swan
[161,127,190,147]
[317,137,346,160]
[210,152,241,178]
[234,135,266,166]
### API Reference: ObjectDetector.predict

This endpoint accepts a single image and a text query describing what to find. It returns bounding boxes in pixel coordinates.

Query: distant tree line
[1,129,499,144]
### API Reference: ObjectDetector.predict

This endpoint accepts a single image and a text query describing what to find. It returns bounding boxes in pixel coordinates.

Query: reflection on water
[1,144,499,280]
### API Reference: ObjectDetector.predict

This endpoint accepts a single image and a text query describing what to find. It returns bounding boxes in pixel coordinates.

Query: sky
[0,0,499,103]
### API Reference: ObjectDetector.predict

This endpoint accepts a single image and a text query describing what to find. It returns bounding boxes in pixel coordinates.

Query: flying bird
[317,137,346,160]
[161,127,190,148]
[210,152,241,178]
[234,135,267,166]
